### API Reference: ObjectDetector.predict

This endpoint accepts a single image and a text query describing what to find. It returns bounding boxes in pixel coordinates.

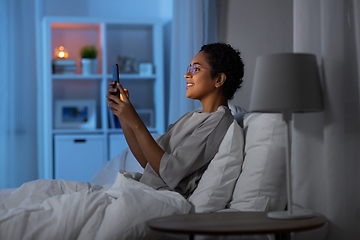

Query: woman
[106,43,244,198]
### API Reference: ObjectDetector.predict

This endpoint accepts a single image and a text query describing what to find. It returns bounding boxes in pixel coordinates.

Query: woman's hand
[107,81,118,97]
[107,81,129,100]
[106,83,139,129]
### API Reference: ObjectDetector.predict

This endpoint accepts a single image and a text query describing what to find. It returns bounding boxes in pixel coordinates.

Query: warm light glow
[55,46,68,59]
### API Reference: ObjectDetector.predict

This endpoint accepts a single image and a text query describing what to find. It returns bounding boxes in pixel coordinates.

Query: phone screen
[112,64,120,98]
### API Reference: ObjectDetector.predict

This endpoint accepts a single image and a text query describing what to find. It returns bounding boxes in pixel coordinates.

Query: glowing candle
[55,46,68,59]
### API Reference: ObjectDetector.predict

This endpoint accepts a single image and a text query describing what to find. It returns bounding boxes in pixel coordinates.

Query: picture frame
[139,63,153,76]
[117,56,137,73]
[55,99,96,129]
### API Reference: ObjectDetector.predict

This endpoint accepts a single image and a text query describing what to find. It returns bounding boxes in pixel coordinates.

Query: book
[53,65,77,74]
[52,59,76,66]
[52,59,77,74]
[108,108,115,129]
[53,66,77,71]
[115,117,122,129]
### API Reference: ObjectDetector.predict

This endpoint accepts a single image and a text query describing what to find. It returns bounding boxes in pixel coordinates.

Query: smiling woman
[106,42,244,198]
[184,52,222,108]
[184,43,244,113]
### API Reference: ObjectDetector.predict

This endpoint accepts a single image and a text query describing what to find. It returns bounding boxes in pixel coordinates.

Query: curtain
[292,0,360,239]
[0,0,38,188]
[168,0,218,124]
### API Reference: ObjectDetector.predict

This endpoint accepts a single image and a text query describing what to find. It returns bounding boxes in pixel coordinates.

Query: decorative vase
[81,58,98,75]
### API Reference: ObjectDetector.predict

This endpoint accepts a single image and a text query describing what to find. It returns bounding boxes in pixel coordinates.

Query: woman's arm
[107,81,147,166]
[106,82,164,173]
[130,118,164,174]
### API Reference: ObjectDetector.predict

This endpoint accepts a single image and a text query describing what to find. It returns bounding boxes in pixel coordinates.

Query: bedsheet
[0,172,191,240]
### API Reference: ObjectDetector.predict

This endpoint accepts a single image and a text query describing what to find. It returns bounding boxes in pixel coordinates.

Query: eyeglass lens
[186,64,197,75]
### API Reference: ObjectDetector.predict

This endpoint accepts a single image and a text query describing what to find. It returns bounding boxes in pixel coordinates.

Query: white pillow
[228,103,247,116]
[188,120,244,213]
[228,113,287,211]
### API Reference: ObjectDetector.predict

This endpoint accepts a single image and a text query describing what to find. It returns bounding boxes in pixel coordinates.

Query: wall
[40,0,172,20]
[218,0,293,110]
[86,0,173,20]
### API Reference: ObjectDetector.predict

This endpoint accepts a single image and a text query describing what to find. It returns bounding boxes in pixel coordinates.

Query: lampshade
[250,53,323,113]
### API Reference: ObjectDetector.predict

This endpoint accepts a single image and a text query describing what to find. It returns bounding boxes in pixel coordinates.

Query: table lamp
[249,53,324,219]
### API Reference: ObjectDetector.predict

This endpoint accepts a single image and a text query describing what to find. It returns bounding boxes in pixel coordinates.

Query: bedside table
[147,211,327,240]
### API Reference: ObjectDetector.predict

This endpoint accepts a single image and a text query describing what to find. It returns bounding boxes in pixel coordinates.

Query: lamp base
[267,209,314,219]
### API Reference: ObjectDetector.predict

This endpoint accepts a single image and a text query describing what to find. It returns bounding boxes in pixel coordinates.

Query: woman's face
[184,51,217,101]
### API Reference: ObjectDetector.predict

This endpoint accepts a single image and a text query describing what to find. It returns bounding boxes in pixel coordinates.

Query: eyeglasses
[186,64,200,75]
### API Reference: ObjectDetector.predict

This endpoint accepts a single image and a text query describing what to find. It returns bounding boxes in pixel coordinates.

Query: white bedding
[0,172,191,240]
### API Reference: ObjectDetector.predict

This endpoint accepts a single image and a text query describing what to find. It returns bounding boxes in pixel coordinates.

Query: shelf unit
[38,17,165,181]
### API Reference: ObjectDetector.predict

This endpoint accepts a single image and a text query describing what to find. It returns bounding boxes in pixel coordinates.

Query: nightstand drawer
[54,134,105,182]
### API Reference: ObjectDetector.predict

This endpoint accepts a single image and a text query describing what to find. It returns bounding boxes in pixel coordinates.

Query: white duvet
[0,172,191,240]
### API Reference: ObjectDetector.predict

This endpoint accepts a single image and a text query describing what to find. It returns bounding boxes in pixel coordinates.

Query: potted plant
[80,45,98,75]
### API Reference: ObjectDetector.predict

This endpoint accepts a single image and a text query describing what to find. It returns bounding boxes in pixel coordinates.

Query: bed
[0,108,288,240]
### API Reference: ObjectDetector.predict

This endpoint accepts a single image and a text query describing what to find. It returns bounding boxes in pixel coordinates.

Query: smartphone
[112,64,120,98]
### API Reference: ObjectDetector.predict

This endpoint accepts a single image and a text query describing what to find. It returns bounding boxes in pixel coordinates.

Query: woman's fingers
[117,83,129,101]
[107,83,119,98]
[106,93,120,107]
[120,89,129,101]
[106,84,132,122]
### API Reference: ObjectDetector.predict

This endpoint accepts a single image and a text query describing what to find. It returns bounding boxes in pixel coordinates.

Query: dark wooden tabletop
[147,211,327,235]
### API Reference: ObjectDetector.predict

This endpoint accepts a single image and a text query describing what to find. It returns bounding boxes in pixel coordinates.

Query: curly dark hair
[200,43,244,100]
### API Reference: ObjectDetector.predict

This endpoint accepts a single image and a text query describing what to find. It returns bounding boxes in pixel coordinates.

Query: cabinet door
[54,134,105,182]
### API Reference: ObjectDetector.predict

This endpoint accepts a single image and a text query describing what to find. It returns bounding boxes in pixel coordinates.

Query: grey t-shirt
[139,105,234,198]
